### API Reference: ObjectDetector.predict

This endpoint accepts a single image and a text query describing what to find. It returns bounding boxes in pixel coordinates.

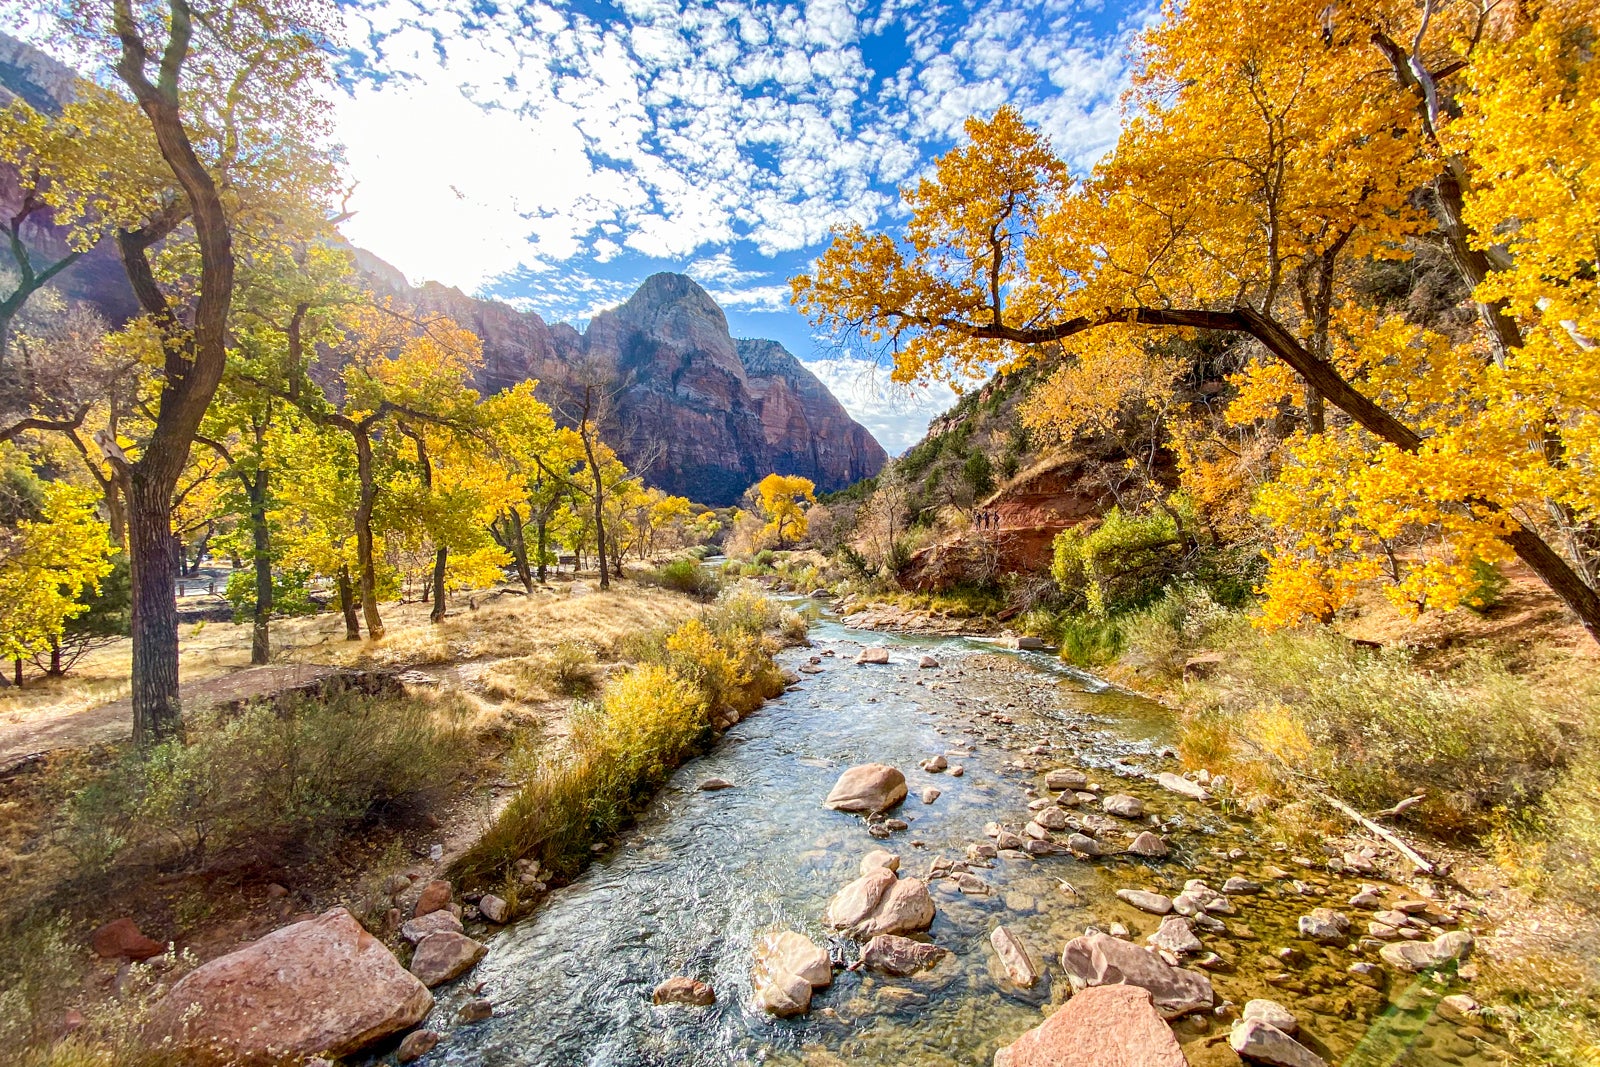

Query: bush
[223,567,321,623]
[1054,613,1126,666]
[542,642,598,696]
[1118,584,1248,678]
[637,558,721,601]
[65,686,469,873]
[1183,631,1574,838]
[1052,504,1189,615]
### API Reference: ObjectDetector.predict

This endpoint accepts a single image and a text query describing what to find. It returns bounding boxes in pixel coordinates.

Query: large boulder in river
[860,934,947,975]
[1059,931,1215,1019]
[824,867,936,939]
[144,907,433,1065]
[993,984,1187,1067]
[824,764,907,813]
[1379,930,1474,972]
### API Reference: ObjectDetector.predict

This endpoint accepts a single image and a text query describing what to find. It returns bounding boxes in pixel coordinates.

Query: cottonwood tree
[795,0,1600,641]
[753,473,815,547]
[0,481,114,686]
[39,0,343,742]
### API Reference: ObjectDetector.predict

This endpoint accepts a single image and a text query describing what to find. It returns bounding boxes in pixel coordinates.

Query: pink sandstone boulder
[993,984,1189,1067]
[144,907,432,1065]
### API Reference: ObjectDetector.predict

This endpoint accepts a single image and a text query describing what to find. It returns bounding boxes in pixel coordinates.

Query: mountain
[1,31,886,505]
[357,262,887,504]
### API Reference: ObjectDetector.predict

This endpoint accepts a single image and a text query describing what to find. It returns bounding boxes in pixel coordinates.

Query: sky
[7,0,1150,453]
[326,0,1150,452]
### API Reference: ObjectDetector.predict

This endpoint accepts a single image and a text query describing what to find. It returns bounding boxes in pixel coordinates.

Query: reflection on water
[422,613,1492,1067]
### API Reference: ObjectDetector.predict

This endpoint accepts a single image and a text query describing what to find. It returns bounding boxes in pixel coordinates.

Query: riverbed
[422,610,1493,1067]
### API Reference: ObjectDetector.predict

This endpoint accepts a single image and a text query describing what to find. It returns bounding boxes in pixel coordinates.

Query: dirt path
[0,663,353,768]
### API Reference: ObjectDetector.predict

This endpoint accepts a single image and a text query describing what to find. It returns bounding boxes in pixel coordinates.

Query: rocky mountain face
[1,31,885,505]
[362,265,887,505]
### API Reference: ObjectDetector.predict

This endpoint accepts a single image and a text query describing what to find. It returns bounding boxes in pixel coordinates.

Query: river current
[420,608,1492,1067]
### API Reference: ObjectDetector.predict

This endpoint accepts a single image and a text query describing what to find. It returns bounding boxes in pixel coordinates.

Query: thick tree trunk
[48,640,62,677]
[430,547,447,623]
[338,565,360,640]
[249,472,271,665]
[128,470,183,745]
[13,658,21,687]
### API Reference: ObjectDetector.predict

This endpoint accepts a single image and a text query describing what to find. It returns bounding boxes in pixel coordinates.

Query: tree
[0,482,114,685]
[754,473,815,547]
[794,0,1600,642]
[46,0,342,741]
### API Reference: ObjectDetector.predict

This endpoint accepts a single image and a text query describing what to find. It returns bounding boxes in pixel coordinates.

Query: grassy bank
[452,585,803,888]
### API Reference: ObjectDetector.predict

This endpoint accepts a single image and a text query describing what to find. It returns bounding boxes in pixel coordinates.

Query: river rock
[919,655,940,668]
[860,934,947,975]
[478,894,510,924]
[992,984,1187,1067]
[1128,832,1170,858]
[1148,917,1203,955]
[1297,909,1350,944]
[990,925,1041,988]
[861,849,901,875]
[995,830,1027,851]
[1103,794,1146,819]
[1005,635,1046,650]
[1046,768,1088,791]
[1059,931,1215,1018]
[1244,999,1299,1035]
[1156,773,1210,801]
[1032,806,1070,831]
[412,879,452,918]
[698,777,735,791]
[856,647,890,665]
[753,930,831,1016]
[1117,889,1174,915]
[922,787,941,804]
[1065,833,1100,856]
[825,869,936,938]
[1349,885,1383,909]
[653,977,715,1006]
[1379,930,1474,972]
[143,907,433,1065]
[923,754,948,772]
[825,764,907,813]
[410,931,487,987]
[1230,1019,1328,1067]
[400,909,463,944]
[396,1030,440,1064]
[457,999,493,1023]
[91,918,165,961]
[1224,877,1262,895]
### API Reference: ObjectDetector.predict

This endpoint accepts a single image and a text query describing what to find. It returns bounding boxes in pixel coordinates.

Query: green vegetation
[636,558,722,601]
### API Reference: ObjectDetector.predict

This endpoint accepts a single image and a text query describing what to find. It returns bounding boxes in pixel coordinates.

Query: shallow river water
[422,610,1494,1067]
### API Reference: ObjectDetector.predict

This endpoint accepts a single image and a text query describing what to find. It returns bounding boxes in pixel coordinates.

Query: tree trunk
[1304,383,1325,435]
[582,438,610,590]
[128,470,183,744]
[506,507,533,591]
[430,547,448,623]
[249,472,272,665]
[536,519,548,583]
[352,428,384,639]
[338,564,361,640]
[48,639,62,677]
[13,658,21,687]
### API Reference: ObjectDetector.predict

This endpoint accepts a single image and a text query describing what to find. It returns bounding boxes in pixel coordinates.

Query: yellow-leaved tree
[0,483,114,684]
[754,474,815,547]
[795,0,1600,642]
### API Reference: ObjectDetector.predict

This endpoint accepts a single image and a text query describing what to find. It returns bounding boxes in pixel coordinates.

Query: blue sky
[327,0,1151,450]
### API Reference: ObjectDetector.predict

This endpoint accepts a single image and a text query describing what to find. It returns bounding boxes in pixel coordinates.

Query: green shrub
[1118,584,1249,678]
[752,549,777,569]
[637,558,721,601]
[65,686,469,872]
[1055,613,1126,666]
[1464,557,1510,613]
[1052,504,1189,615]
[223,567,321,622]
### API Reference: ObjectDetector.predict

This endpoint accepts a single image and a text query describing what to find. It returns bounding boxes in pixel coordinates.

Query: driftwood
[1375,794,1427,819]
[1316,790,1435,874]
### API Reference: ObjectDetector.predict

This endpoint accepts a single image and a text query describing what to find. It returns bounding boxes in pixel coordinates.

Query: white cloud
[802,356,968,455]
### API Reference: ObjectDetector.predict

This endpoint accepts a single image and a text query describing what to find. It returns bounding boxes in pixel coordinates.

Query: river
[421,607,1492,1067]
